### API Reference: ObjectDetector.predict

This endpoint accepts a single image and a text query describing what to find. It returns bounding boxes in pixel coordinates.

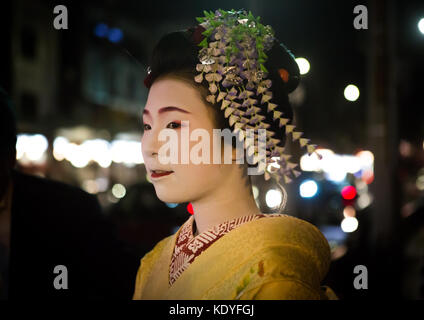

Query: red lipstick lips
[151,170,174,178]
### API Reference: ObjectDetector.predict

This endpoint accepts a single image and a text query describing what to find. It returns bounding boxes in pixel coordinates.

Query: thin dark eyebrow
[142,106,191,117]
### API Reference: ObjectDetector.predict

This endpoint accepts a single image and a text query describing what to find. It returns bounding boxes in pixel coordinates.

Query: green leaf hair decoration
[193,9,321,185]
[195,9,274,73]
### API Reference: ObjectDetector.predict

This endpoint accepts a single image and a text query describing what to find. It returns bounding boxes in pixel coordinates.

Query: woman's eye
[143,122,181,130]
[167,122,181,129]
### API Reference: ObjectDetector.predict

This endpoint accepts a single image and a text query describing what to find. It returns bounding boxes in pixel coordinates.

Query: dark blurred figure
[108,182,188,260]
[322,206,373,300]
[0,88,140,299]
[401,197,424,300]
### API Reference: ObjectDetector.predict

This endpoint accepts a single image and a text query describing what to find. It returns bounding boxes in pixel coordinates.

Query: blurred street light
[16,134,48,165]
[295,57,310,75]
[299,180,318,198]
[265,189,282,208]
[341,217,358,233]
[418,17,424,35]
[112,183,126,199]
[94,23,108,37]
[344,84,360,101]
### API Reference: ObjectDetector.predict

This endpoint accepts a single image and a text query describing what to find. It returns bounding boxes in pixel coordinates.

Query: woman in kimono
[133,9,337,300]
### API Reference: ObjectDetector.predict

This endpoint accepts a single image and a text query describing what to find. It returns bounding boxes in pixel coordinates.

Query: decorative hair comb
[144,9,322,185]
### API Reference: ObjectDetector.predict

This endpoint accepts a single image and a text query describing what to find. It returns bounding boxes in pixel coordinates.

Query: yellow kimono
[133,213,337,300]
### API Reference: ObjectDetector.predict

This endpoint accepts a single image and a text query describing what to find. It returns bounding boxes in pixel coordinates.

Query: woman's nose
[142,130,161,157]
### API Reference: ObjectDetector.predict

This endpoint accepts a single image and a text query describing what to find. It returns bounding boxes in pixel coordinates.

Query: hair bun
[265,41,300,93]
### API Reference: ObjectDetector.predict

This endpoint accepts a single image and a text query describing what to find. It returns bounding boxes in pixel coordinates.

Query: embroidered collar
[169,212,287,286]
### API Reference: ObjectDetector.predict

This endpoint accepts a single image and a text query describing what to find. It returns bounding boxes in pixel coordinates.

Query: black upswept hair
[0,87,17,156]
[146,26,301,150]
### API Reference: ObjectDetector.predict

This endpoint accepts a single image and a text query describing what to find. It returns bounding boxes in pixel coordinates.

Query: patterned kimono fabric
[169,214,280,286]
[133,213,338,300]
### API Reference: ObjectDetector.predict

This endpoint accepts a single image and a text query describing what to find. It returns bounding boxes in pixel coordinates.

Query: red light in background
[341,186,357,200]
[187,203,194,215]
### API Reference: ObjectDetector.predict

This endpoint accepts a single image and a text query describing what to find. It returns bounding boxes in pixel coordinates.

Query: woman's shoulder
[254,213,328,244]
[133,233,177,299]
[139,233,175,266]
[247,213,331,278]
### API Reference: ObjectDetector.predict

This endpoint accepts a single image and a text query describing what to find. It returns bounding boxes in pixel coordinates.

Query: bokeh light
[295,57,310,75]
[16,134,49,164]
[108,28,123,43]
[187,203,194,215]
[341,217,359,233]
[252,185,259,199]
[344,84,360,101]
[112,183,126,199]
[299,180,318,198]
[265,189,282,208]
[343,206,356,218]
[341,185,357,200]
[418,18,424,35]
[94,23,109,38]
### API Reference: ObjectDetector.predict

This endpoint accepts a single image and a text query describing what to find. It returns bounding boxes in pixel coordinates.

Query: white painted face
[141,76,238,204]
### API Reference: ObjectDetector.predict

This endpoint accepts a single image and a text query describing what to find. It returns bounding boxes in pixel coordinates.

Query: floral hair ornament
[144,9,322,185]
